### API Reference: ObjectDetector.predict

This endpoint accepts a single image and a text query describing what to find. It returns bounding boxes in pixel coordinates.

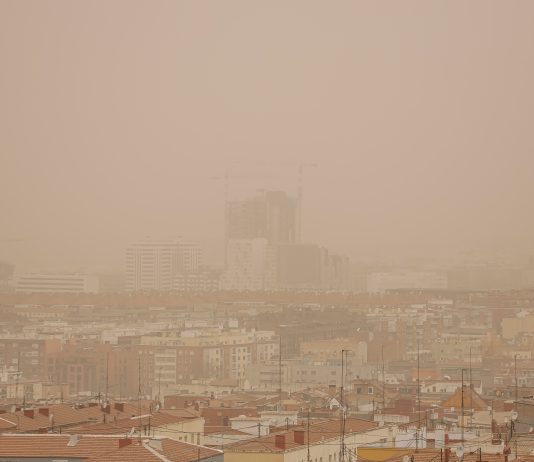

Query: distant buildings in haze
[125,237,202,291]
[12,272,99,293]
[221,190,351,291]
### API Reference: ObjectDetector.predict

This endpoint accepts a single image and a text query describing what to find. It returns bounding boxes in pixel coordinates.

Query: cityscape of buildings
[3,0,534,459]
[0,289,534,460]
[3,190,534,296]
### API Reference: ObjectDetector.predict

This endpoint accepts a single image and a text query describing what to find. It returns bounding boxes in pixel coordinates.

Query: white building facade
[12,273,99,293]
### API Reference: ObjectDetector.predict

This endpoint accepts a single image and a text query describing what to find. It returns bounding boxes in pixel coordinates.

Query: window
[368,387,374,394]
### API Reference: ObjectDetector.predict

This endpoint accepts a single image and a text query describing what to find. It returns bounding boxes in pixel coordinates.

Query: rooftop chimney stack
[275,434,286,450]
[294,429,305,444]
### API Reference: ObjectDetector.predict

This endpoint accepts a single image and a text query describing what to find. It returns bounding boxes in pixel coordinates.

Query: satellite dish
[455,445,464,459]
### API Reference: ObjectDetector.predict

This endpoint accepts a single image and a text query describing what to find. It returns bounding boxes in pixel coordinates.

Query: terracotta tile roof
[69,411,201,435]
[0,434,221,462]
[85,442,164,462]
[85,438,222,462]
[441,388,488,411]
[154,439,222,462]
[226,418,378,453]
[0,434,129,459]
[204,425,250,435]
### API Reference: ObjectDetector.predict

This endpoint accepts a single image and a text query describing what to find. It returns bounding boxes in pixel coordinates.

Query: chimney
[294,429,305,445]
[114,402,125,412]
[23,409,35,419]
[119,438,132,448]
[444,448,450,462]
[39,408,50,417]
[275,434,286,451]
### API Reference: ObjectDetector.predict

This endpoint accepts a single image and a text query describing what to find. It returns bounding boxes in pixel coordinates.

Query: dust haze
[1,1,534,272]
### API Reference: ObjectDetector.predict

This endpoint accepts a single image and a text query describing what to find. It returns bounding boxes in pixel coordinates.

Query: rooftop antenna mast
[307,409,311,462]
[416,342,421,451]
[278,334,282,410]
[16,350,21,408]
[340,349,350,461]
[461,368,466,444]
[105,352,109,404]
[138,356,142,441]
[382,344,386,412]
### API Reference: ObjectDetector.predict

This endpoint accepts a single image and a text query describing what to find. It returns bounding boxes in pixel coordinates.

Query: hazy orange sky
[1,1,534,271]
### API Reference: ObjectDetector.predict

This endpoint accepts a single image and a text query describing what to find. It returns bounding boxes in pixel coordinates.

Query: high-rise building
[276,243,351,290]
[226,190,296,245]
[223,191,296,290]
[220,238,275,290]
[125,238,202,291]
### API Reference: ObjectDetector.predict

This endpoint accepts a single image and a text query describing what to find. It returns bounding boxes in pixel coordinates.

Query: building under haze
[12,273,99,293]
[226,190,297,245]
[125,238,202,291]
[221,238,276,290]
[222,190,351,290]
[222,191,296,290]
[277,243,351,290]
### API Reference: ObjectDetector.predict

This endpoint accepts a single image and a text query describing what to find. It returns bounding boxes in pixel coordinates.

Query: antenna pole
[279,334,282,410]
[515,354,518,409]
[382,344,386,412]
[16,350,21,408]
[138,356,142,441]
[158,366,162,405]
[461,368,465,444]
[416,342,421,450]
[307,409,311,462]
[105,352,109,404]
